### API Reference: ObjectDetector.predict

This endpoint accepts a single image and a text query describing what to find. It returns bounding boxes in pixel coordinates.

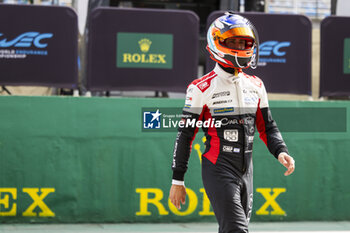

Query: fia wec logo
[259,41,291,57]
[0,32,53,48]
[258,40,291,65]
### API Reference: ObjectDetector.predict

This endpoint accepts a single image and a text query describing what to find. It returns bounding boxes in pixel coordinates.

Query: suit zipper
[234,79,246,173]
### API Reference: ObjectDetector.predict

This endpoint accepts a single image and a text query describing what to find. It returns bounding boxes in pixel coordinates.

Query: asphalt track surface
[0,222,350,233]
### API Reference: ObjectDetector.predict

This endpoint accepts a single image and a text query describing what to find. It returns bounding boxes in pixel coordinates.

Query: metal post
[240,0,245,12]
[293,0,298,14]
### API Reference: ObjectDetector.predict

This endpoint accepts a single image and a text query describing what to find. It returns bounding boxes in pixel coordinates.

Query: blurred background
[1,0,349,100]
[0,0,349,231]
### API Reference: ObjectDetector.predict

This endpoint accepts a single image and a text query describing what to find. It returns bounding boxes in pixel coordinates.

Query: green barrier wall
[0,96,349,223]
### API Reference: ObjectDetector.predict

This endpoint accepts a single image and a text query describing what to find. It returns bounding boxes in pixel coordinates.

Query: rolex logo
[138,38,152,53]
[117,32,172,68]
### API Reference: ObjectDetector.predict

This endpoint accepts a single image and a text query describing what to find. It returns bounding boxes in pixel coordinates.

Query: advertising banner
[86,8,199,92]
[320,16,350,97]
[116,32,173,69]
[0,4,78,88]
[344,38,350,74]
[206,12,312,95]
[0,96,350,223]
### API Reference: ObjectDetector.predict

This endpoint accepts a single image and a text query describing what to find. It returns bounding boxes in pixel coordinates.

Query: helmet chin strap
[234,53,247,69]
[250,54,257,69]
[234,53,257,69]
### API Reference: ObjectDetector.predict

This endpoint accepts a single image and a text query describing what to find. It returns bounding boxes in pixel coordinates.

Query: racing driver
[169,12,295,233]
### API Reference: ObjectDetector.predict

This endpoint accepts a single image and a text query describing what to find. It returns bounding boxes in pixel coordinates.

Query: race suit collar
[215,63,241,81]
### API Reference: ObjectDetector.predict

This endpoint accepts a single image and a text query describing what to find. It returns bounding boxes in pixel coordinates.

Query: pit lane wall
[0,96,349,223]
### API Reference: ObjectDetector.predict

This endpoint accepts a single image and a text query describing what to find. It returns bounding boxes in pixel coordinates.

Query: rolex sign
[116,32,173,69]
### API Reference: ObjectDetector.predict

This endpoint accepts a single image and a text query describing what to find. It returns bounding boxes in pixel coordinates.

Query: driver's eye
[225,39,245,49]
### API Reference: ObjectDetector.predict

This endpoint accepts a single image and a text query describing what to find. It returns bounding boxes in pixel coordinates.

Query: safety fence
[0,3,350,96]
[320,16,350,97]
[86,7,199,92]
[0,4,78,88]
[0,96,349,223]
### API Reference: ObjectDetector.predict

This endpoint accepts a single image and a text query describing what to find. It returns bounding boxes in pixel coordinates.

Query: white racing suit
[172,64,288,233]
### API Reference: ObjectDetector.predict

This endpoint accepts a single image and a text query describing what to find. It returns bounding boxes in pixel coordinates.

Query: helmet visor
[220,37,254,50]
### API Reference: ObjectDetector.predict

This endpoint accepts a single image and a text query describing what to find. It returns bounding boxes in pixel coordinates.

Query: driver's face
[224,38,246,50]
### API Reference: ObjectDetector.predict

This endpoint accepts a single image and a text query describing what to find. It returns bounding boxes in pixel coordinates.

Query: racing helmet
[207,12,259,69]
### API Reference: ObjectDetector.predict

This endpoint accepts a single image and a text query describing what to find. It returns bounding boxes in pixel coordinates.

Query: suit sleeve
[171,84,204,181]
[255,82,289,158]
